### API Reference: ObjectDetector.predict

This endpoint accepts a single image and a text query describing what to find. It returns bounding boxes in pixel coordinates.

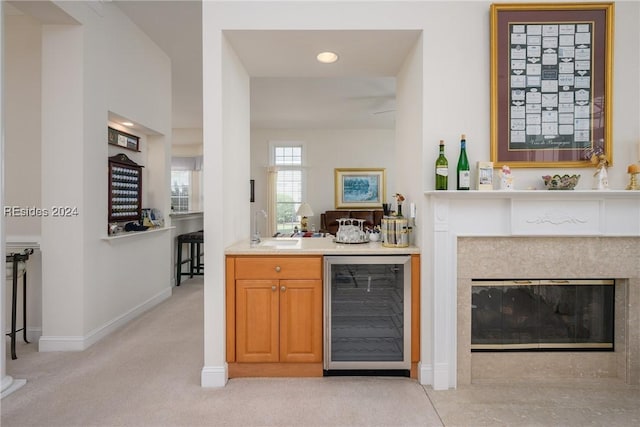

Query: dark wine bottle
[435,140,448,190]
[456,134,470,190]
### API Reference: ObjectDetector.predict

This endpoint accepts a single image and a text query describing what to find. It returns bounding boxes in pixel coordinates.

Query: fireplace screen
[471,280,614,351]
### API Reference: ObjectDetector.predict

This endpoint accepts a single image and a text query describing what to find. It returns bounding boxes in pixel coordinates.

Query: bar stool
[5,248,34,360]
[176,231,204,285]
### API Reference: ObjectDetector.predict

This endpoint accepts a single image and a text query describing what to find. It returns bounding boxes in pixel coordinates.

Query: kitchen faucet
[251,209,267,244]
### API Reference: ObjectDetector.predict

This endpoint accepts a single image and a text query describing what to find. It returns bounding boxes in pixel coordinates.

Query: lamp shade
[296,202,314,217]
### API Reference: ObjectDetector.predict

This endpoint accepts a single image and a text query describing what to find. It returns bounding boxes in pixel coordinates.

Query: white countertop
[170,211,204,218]
[225,236,420,255]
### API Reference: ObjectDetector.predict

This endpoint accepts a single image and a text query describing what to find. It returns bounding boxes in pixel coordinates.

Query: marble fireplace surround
[424,191,640,390]
[458,237,638,385]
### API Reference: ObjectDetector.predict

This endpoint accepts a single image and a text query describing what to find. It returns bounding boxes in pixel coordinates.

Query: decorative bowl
[542,174,580,190]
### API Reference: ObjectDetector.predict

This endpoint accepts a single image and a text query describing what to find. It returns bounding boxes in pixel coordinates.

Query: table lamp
[296,202,314,232]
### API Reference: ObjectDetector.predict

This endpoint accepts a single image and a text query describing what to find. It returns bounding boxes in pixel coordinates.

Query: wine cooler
[324,256,411,375]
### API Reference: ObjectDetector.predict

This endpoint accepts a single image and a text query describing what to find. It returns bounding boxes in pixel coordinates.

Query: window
[171,170,190,212]
[170,156,203,213]
[270,143,305,234]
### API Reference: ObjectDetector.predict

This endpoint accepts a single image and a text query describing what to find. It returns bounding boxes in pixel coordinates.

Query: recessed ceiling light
[316,51,339,64]
[122,121,134,127]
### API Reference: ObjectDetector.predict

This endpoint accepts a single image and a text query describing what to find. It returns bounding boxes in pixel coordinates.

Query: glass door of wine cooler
[324,256,411,371]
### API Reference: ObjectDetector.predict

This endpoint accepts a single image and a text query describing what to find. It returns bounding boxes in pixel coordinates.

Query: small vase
[396,203,403,217]
[593,166,609,190]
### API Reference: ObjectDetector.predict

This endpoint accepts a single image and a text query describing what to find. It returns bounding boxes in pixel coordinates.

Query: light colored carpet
[4,277,639,426]
[1,278,442,427]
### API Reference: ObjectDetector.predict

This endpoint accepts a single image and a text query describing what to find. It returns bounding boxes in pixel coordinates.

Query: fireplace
[457,237,635,385]
[423,190,640,390]
[471,279,614,351]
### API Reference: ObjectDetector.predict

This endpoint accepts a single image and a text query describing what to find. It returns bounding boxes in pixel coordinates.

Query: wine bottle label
[436,167,448,177]
[459,170,470,188]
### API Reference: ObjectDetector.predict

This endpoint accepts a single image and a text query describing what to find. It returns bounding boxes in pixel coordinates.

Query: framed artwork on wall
[334,168,386,209]
[490,2,614,167]
[108,126,140,152]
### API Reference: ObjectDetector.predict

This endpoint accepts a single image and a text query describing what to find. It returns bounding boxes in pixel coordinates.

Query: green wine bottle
[435,140,448,190]
[457,134,470,190]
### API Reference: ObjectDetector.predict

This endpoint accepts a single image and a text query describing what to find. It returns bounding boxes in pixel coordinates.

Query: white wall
[250,128,395,232]
[77,1,171,345]
[418,0,640,389]
[221,37,251,245]
[203,0,433,387]
[173,128,203,150]
[421,1,490,192]
[40,22,85,340]
[420,1,640,191]
[172,144,202,157]
[4,14,41,238]
[204,0,640,389]
[396,36,423,242]
[4,14,44,339]
[19,1,173,351]
[201,20,252,385]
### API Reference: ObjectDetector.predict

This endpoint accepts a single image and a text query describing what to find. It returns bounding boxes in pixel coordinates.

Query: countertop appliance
[324,255,411,375]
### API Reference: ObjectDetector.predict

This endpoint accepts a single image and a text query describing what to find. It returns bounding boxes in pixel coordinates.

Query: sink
[255,238,300,248]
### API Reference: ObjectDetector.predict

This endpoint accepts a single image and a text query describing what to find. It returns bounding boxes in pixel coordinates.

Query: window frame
[268,141,308,234]
[170,170,191,213]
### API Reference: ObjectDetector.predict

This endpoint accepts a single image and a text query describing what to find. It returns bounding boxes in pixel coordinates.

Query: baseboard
[38,335,85,352]
[3,327,42,344]
[201,364,228,387]
[418,362,433,386]
[228,362,323,378]
[27,327,42,343]
[432,362,453,390]
[1,375,26,399]
[39,286,172,352]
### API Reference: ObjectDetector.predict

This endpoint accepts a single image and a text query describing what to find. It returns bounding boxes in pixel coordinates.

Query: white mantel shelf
[424,190,640,237]
[421,189,640,391]
[425,189,640,198]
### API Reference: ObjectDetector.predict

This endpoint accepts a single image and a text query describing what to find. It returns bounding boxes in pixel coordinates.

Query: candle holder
[626,173,640,190]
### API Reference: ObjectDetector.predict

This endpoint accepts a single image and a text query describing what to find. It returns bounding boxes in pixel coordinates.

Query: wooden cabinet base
[229,363,323,378]
[229,363,417,379]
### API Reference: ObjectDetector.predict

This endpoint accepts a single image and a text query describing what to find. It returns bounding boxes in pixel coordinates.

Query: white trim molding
[423,190,640,390]
[1,376,26,399]
[39,287,171,352]
[201,364,228,388]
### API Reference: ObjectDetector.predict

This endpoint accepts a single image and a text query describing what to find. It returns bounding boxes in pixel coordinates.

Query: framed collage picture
[490,3,614,167]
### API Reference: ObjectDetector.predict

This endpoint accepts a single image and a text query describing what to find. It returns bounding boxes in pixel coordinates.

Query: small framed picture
[334,168,386,209]
[476,161,494,191]
[108,126,140,152]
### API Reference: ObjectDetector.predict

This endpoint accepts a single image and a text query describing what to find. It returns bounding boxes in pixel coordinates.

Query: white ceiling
[224,29,420,129]
[100,2,422,130]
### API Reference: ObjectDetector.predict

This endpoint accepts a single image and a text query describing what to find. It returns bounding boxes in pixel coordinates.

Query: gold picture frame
[490,2,614,167]
[334,168,386,209]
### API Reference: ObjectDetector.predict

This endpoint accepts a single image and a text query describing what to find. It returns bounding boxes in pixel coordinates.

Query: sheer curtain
[266,166,278,236]
[171,156,203,211]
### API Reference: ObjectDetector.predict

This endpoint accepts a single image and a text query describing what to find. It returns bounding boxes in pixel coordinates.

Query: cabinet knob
[275,266,281,272]
[271,285,277,291]
[281,286,286,292]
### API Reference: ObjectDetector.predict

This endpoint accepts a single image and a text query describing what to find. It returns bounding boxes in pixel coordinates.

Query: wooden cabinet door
[279,280,323,363]
[236,280,280,363]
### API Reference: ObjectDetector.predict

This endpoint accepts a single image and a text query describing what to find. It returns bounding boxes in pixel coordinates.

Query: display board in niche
[108,153,143,222]
[108,126,140,152]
